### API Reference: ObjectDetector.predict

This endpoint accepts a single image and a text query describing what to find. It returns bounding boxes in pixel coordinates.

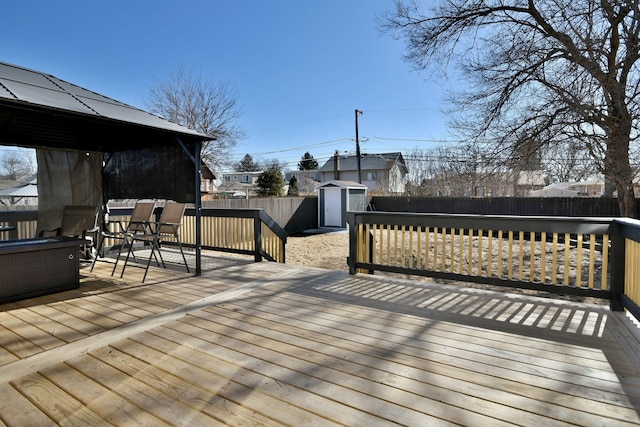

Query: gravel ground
[286,230,350,271]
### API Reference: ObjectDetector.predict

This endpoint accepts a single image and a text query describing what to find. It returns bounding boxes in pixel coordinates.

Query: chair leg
[118,236,136,278]
[90,234,104,272]
[176,239,190,273]
[153,240,165,268]
[142,239,163,283]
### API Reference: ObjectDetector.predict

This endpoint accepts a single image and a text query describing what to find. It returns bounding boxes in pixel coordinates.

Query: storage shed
[315,180,367,228]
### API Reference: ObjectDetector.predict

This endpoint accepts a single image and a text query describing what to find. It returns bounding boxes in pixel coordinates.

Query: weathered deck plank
[0,253,639,426]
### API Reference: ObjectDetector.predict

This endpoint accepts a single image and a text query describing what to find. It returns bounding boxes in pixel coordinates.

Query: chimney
[333,150,340,180]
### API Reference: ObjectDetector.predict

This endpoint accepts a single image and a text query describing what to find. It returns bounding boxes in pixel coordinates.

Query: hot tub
[0,237,85,303]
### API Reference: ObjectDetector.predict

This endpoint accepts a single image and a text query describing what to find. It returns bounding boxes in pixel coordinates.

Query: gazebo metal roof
[0,61,213,152]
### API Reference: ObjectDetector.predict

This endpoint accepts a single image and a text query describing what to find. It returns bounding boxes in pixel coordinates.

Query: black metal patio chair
[119,201,189,283]
[91,200,156,274]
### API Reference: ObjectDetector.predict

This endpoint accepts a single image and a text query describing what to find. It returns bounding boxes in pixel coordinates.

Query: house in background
[199,163,217,201]
[284,170,322,195]
[529,179,605,197]
[318,152,408,194]
[0,176,38,206]
[425,169,546,197]
[218,171,263,197]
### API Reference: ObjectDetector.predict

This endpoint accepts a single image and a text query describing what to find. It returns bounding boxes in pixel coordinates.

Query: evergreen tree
[256,167,284,196]
[234,154,261,172]
[287,175,299,196]
[298,152,318,170]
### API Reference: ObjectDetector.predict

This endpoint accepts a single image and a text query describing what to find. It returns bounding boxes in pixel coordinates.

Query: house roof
[0,182,37,197]
[0,61,213,152]
[201,163,216,180]
[319,152,408,173]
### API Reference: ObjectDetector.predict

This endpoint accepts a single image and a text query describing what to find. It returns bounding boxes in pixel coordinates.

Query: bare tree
[542,141,599,183]
[145,66,245,173]
[382,0,640,217]
[1,150,34,179]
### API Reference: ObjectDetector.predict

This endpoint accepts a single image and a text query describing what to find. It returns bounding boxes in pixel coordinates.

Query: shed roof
[315,180,368,190]
[0,61,213,152]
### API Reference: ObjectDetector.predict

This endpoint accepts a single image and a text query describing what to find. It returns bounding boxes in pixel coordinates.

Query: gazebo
[0,61,214,274]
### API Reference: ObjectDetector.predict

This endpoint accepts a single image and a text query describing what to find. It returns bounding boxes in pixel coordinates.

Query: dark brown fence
[369,196,623,217]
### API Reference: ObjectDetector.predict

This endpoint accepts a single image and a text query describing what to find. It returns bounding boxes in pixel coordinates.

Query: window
[241,175,250,183]
[365,172,377,181]
[225,176,231,182]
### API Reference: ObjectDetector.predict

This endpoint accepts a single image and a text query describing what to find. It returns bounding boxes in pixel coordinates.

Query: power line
[374,135,466,143]
[235,137,354,156]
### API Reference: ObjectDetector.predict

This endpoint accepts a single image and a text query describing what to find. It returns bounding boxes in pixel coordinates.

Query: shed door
[324,188,342,227]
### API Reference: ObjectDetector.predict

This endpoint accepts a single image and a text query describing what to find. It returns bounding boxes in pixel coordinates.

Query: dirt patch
[286,231,350,271]
[285,230,608,305]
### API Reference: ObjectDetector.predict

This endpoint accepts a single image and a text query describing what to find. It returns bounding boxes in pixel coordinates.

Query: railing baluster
[552,233,558,285]
[564,232,571,285]
[477,229,483,277]
[508,231,514,280]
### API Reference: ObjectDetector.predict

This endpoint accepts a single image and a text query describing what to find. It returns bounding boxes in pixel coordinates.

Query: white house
[318,152,408,194]
[218,171,263,197]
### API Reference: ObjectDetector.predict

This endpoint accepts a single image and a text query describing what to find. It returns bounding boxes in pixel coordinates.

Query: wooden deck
[1,252,640,426]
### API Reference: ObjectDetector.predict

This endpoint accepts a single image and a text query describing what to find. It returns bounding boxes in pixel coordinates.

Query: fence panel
[370,196,623,217]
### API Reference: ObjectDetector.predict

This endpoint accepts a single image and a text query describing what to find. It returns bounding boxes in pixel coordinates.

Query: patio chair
[119,201,190,283]
[90,201,156,274]
[40,205,101,259]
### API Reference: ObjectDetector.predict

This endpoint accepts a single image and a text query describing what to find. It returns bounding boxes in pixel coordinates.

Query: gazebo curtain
[36,148,103,235]
[103,142,196,203]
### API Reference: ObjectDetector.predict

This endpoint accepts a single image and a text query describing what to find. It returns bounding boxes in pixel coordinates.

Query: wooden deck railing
[110,207,287,263]
[1,207,286,263]
[347,212,640,312]
[615,218,640,320]
[0,210,37,241]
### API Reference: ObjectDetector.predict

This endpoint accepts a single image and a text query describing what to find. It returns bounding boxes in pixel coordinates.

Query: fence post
[347,212,357,274]
[254,213,262,262]
[610,220,625,311]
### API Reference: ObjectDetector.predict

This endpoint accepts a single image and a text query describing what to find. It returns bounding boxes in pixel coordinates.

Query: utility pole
[355,109,363,183]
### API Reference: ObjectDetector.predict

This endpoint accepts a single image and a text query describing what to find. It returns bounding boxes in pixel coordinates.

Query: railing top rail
[614,217,640,242]
[348,211,614,234]
[109,206,267,219]
[258,210,288,243]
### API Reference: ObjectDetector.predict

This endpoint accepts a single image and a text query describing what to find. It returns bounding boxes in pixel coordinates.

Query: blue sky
[1,1,454,171]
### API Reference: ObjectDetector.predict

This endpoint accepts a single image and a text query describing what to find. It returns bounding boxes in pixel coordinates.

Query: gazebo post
[194,140,202,276]
[176,137,203,276]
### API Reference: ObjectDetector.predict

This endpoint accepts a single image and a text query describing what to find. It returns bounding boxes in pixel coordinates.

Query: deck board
[0,252,639,425]
[200,290,637,424]
[220,291,640,404]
